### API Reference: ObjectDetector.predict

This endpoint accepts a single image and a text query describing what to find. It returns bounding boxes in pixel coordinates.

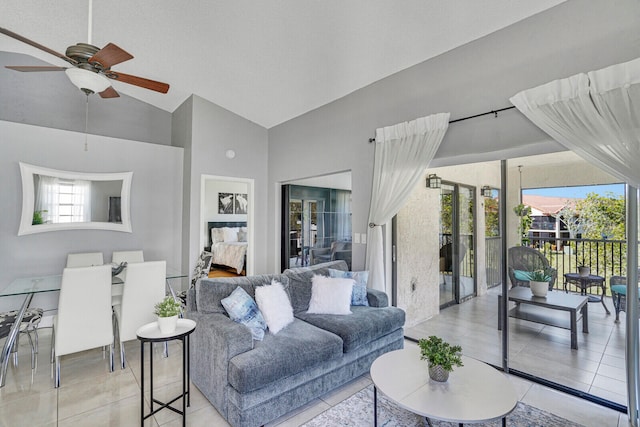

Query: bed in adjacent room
[207,221,247,275]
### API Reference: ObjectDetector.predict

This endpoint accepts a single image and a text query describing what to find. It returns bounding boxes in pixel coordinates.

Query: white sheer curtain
[335,190,352,241]
[510,57,640,187]
[365,113,450,292]
[35,175,59,222]
[72,180,92,222]
[511,56,640,424]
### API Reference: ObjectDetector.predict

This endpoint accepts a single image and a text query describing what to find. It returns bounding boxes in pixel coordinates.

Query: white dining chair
[52,265,114,387]
[112,261,166,369]
[111,250,145,300]
[66,252,104,268]
[111,250,144,265]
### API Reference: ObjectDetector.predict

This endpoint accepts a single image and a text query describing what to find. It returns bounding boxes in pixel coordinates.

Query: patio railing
[526,236,627,295]
[484,236,628,295]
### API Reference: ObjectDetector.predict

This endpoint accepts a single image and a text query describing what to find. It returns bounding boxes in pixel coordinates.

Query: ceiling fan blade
[6,65,67,72]
[107,71,169,93]
[0,27,77,66]
[89,43,133,69]
[99,86,120,98]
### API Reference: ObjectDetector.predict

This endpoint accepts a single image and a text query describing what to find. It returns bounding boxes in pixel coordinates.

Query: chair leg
[24,331,36,370]
[54,356,60,388]
[164,341,169,358]
[50,328,55,364]
[109,343,114,373]
[120,343,126,370]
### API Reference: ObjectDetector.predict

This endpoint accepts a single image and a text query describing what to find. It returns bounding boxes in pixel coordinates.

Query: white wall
[0,120,183,312]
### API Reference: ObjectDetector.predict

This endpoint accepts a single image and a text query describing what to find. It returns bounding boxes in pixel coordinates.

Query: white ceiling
[0,1,565,128]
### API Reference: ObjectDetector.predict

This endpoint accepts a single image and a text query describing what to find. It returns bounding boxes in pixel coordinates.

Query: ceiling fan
[0,26,170,98]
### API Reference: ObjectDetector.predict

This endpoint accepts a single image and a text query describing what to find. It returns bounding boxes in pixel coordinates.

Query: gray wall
[267,0,640,272]
[0,52,173,145]
[0,120,183,312]
[180,95,269,275]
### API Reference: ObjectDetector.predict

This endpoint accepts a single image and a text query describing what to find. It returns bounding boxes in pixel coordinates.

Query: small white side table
[136,319,196,427]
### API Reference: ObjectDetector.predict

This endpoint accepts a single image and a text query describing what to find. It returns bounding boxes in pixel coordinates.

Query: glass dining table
[0,267,187,387]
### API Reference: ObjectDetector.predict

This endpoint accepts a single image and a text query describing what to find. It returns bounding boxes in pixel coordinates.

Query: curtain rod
[368,105,516,143]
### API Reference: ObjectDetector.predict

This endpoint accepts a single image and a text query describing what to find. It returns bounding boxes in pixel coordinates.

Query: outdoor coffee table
[370,346,517,427]
[498,287,588,349]
[564,273,611,314]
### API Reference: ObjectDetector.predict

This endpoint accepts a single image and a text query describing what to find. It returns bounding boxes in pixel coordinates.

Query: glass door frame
[439,181,477,308]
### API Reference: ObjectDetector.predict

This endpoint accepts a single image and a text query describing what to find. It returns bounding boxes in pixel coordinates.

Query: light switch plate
[361,233,367,244]
[353,233,360,244]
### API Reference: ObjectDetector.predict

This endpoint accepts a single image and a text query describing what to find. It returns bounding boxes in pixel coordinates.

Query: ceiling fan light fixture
[65,68,110,94]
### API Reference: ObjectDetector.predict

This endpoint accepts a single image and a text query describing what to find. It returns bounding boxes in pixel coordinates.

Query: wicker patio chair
[610,275,640,323]
[507,246,557,290]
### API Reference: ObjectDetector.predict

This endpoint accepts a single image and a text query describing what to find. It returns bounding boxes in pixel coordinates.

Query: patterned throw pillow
[237,230,247,242]
[328,269,369,306]
[221,286,267,341]
[191,251,213,287]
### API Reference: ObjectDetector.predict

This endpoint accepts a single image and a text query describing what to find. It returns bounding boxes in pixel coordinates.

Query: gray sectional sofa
[185,260,405,427]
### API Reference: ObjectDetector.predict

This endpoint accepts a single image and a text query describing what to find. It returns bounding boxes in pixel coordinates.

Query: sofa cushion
[284,260,348,313]
[296,305,405,353]
[196,274,289,314]
[228,318,343,393]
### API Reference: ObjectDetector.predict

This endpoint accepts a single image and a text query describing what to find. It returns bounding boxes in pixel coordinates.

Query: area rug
[301,385,584,427]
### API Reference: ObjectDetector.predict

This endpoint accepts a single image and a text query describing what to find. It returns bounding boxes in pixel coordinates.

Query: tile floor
[406,286,630,408]
[0,328,631,426]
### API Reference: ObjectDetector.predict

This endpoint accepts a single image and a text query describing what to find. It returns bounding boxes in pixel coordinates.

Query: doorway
[281,184,352,272]
[439,182,476,308]
[200,175,254,276]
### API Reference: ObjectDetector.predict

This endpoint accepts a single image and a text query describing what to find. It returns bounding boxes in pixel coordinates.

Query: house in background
[523,194,577,247]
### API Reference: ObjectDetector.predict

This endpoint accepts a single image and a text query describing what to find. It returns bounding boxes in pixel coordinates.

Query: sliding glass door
[439,182,476,307]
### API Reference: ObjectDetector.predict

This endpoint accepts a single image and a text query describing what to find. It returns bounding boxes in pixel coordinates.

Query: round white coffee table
[370,346,517,426]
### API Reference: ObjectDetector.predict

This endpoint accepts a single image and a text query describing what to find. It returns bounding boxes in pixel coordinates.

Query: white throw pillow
[255,280,294,334]
[307,275,353,315]
[222,227,239,242]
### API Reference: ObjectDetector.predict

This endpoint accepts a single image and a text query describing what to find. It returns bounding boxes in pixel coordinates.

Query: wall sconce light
[481,185,493,198]
[426,174,442,189]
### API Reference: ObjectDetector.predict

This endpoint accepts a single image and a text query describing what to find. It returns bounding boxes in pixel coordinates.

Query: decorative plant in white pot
[154,296,182,334]
[528,269,552,297]
[418,336,463,382]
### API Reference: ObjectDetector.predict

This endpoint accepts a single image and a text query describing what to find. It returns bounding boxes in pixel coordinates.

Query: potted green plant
[154,296,182,334]
[528,269,552,297]
[32,209,48,225]
[418,336,463,382]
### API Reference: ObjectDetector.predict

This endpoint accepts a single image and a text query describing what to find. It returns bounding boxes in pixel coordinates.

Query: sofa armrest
[366,289,388,307]
[185,310,254,417]
[186,288,197,312]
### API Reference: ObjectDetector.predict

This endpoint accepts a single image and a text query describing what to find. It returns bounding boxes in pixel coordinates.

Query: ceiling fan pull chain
[84,94,89,151]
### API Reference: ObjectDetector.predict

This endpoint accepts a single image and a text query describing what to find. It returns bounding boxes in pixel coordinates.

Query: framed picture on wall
[234,193,248,214]
[218,193,234,214]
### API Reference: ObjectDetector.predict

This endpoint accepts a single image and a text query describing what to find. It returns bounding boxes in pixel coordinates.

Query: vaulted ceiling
[0,1,565,128]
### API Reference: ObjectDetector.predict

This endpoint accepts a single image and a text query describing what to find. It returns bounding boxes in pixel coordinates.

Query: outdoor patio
[405,286,628,408]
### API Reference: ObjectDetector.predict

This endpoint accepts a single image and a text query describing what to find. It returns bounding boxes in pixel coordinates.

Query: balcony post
[626,185,639,426]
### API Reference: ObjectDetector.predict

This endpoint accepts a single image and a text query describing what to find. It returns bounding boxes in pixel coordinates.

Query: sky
[522,183,625,199]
